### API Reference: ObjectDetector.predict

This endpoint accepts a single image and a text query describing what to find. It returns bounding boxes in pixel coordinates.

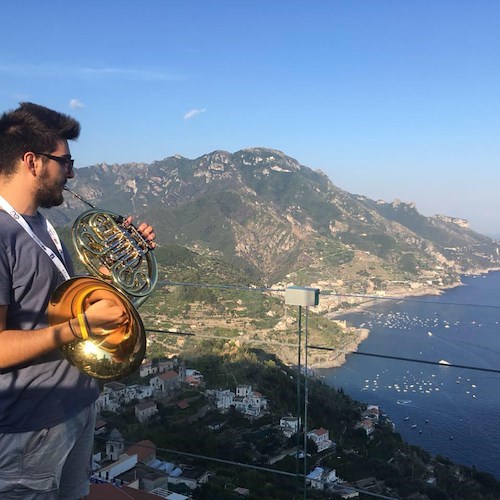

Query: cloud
[12,93,30,101]
[77,66,180,82]
[0,64,181,82]
[184,108,206,120]
[70,99,84,109]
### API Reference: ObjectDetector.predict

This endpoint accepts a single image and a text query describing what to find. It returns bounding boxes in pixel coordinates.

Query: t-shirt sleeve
[0,243,12,306]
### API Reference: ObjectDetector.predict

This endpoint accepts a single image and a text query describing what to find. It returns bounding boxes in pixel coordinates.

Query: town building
[95,419,108,435]
[306,467,358,498]
[207,385,268,417]
[125,440,156,465]
[279,416,301,438]
[307,427,335,453]
[150,370,181,394]
[139,359,157,377]
[106,429,125,461]
[139,357,177,378]
[97,382,154,414]
[167,467,210,490]
[135,401,158,423]
[92,437,209,496]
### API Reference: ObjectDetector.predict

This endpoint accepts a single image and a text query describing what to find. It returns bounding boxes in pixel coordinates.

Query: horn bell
[48,276,146,381]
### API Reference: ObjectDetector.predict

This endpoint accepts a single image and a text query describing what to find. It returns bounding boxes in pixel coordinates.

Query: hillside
[110,349,500,500]
[48,150,500,496]
[47,147,500,302]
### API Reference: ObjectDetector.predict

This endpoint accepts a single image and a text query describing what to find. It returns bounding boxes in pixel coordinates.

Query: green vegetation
[155,191,245,260]
[49,147,500,293]
[106,347,500,499]
[314,239,355,267]
[48,147,500,498]
[154,244,196,267]
[399,252,419,274]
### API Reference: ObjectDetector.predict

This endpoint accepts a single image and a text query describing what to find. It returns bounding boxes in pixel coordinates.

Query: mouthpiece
[64,187,96,209]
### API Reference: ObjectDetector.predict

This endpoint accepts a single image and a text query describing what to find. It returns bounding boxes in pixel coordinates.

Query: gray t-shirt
[0,210,99,432]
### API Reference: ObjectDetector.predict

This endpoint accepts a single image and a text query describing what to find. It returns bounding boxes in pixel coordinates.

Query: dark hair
[0,102,80,176]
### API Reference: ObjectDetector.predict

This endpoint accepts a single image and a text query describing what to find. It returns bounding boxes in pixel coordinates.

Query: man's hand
[123,216,156,249]
[83,292,129,335]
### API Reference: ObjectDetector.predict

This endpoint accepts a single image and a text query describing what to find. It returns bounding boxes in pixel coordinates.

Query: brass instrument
[48,188,158,381]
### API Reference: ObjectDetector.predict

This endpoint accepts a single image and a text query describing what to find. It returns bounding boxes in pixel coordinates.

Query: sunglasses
[34,152,74,175]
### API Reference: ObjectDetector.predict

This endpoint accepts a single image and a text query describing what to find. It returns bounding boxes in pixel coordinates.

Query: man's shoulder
[0,211,23,238]
[0,210,16,223]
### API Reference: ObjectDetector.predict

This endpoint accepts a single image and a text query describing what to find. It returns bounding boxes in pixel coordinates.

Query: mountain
[48,147,500,298]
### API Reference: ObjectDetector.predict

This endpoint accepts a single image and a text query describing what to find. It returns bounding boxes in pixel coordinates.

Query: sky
[1,1,499,235]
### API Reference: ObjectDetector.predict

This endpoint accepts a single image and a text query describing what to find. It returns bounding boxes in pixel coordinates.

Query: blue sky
[1,1,499,235]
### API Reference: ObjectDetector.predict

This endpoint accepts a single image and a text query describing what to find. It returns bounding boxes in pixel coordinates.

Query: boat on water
[404,416,410,421]
[411,424,417,429]
[397,399,412,405]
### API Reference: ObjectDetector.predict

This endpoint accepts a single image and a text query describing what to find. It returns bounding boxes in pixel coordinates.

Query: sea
[318,271,500,479]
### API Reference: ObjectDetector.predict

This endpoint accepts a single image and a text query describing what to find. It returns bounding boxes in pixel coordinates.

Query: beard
[35,175,65,208]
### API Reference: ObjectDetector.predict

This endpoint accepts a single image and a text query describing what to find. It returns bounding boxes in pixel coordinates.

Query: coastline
[310,327,370,369]
[312,268,500,371]
[315,269,500,480]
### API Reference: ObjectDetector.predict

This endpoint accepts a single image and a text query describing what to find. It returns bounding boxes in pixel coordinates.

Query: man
[0,102,156,498]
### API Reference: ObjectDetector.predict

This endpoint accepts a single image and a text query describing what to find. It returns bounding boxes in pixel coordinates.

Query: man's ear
[22,152,38,175]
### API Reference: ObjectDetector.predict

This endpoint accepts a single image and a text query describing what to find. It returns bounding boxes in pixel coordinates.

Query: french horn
[48,188,158,381]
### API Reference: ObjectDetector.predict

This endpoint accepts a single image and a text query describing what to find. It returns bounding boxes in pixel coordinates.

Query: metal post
[303,306,309,500]
[296,305,302,492]
[285,287,319,500]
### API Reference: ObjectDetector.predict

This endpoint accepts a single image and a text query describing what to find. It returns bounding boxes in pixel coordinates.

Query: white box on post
[284,286,320,307]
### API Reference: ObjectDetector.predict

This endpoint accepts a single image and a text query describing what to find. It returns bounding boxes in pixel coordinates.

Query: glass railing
[90,274,500,499]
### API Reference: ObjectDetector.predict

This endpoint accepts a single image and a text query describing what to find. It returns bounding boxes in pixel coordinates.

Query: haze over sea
[319,271,500,479]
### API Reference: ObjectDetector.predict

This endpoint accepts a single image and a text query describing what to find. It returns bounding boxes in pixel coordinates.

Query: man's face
[35,141,74,208]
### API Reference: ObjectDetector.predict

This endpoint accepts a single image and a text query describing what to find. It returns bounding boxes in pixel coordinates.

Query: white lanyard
[0,195,70,281]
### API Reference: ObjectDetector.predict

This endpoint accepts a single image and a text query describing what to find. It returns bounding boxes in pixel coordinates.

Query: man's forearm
[0,321,75,369]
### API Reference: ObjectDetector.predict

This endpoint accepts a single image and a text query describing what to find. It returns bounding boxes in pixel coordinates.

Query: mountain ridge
[48,147,500,303]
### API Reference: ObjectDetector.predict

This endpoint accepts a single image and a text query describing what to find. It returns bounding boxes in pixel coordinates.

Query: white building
[236,385,252,397]
[104,381,127,399]
[97,382,128,412]
[140,358,177,377]
[96,391,113,413]
[135,401,158,423]
[233,385,268,417]
[106,429,125,461]
[307,427,334,453]
[125,384,153,403]
[185,369,204,387]
[139,359,158,377]
[167,468,210,490]
[150,370,180,394]
[208,386,268,417]
[356,418,375,436]
[280,416,301,438]
[307,467,339,490]
[158,358,176,373]
[95,453,137,482]
[213,389,235,411]
[363,405,380,423]
[96,382,153,413]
